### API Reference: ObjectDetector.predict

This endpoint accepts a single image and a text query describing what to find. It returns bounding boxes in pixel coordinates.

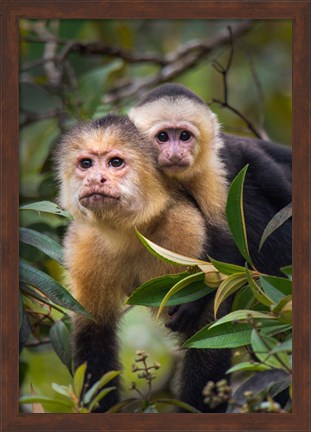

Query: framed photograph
[1,1,310,431]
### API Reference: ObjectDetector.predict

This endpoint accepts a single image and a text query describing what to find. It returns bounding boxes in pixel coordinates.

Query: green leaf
[157,272,207,318]
[209,309,276,329]
[271,295,292,314]
[226,361,271,374]
[49,321,73,374]
[19,260,93,320]
[260,322,291,337]
[73,363,87,398]
[280,265,292,280]
[127,272,215,307]
[208,257,245,275]
[245,266,273,306]
[19,395,73,408]
[19,227,64,265]
[214,273,247,317]
[185,322,252,349]
[260,275,292,303]
[20,201,73,220]
[20,283,66,314]
[270,337,292,354]
[135,230,215,272]
[226,165,254,267]
[231,285,255,311]
[51,383,72,399]
[83,371,120,405]
[127,272,214,307]
[251,330,290,370]
[88,387,117,412]
[259,203,292,251]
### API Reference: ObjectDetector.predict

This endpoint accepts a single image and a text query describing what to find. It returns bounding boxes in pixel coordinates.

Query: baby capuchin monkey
[129,83,292,276]
[55,114,231,413]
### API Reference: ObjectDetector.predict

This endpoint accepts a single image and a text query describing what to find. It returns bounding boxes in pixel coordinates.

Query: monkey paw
[165,302,202,333]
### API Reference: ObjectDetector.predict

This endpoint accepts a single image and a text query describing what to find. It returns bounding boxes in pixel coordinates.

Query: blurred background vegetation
[19,19,292,412]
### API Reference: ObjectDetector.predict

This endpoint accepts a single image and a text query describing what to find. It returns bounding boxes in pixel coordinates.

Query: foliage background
[19,19,292,411]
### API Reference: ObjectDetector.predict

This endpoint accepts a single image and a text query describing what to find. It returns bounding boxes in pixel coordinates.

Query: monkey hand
[165,299,206,334]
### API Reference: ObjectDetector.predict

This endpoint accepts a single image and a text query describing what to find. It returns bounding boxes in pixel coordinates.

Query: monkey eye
[109,157,125,168]
[180,130,192,142]
[156,131,169,143]
[79,158,93,169]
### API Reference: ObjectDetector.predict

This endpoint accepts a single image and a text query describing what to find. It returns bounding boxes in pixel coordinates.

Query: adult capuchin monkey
[129,83,292,275]
[129,83,292,349]
[55,114,232,413]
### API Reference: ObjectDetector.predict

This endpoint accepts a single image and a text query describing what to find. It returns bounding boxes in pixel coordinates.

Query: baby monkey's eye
[109,157,125,168]
[79,158,93,169]
[156,131,169,143]
[180,130,192,142]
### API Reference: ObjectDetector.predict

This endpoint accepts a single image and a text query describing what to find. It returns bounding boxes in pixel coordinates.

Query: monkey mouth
[161,162,191,172]
[79,192,120,207]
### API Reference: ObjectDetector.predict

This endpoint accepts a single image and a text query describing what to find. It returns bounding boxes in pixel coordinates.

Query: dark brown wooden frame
[1,1,310,431]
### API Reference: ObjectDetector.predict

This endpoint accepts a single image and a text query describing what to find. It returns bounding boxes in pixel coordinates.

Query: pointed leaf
[51,383,72,398]
[127,272,213,307]
[73,363,87,398]
[226,165,254,267]
[209,310,276,329]
[157,272,208,318]
[19,260,93,320]
[214,273,247,317]
[271,295,292,314]
[251,330,290,370]
[208,257,245,275]
[136,230,215,271]
[88,387,117,412]
[185,322,252,349]
[231,285,255,311]
[19,395,73,408]
[270,338,292,355]
[20,200,73,220]
[19,227,64,265]
[49,320,73,374]
[245,266,273,306]
[280,265,292,280]
[84,371,120,405]
[259,203,292,251]
[20,283,67,314]
[226,361,271,374]
[260,275,292,303]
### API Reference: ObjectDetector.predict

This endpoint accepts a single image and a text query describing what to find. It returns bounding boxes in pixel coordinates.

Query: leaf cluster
[128,166,292,412]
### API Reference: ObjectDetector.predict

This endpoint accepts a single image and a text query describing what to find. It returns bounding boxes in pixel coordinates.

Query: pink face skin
[154,127,195,173]
[75,150,129,210]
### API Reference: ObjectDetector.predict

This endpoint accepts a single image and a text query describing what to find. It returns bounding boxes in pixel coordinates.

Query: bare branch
[210,26,264,139]
[236,41,270,140]
[103,20,253,105]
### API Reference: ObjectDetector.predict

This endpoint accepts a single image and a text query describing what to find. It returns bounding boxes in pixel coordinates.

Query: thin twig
[210,26,264,139]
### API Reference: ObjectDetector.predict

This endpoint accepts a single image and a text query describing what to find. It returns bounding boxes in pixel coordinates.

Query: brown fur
[56,115,206,327]
[129,90,228,225]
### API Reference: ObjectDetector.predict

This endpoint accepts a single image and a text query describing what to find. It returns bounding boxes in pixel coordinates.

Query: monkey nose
[168,153,183,164]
